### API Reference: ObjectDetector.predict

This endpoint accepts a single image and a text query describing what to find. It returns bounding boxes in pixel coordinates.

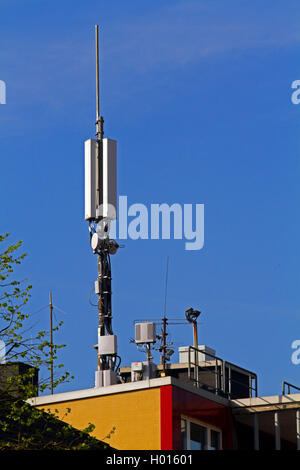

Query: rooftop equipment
[179,345,216,364]
[185,307,201,349]
[135,322,156,344]
[131,322,157,381]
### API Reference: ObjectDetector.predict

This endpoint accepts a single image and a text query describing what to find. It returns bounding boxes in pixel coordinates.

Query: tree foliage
[0,233,105,450]
[0,232,70,395]
[0,394,110,450]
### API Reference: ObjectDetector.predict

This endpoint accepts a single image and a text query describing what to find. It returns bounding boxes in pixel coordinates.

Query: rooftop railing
[282,381,300,395]
[187,345,257,399]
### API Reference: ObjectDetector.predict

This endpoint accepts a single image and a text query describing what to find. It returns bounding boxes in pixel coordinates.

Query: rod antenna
[95,25,104,141]
[49,291,54,395]
[163,256,169,317]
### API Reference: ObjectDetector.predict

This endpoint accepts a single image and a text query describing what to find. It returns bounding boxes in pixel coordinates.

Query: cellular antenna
[84,26,119,388]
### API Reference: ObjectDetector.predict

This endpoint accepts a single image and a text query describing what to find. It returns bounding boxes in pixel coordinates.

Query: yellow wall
[37,388,161,450]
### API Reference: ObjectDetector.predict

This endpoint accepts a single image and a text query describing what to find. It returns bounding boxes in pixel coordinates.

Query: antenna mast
[84,26,119,388]
[49,291,53,395]
[95,25,104,141]
[161,257,169,376]
[95,24,105,370]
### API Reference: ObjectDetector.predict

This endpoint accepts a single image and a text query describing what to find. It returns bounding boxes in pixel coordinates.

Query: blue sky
[0,0,300,396]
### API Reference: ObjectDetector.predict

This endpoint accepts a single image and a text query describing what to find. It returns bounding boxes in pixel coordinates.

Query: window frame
[181,415,222,450]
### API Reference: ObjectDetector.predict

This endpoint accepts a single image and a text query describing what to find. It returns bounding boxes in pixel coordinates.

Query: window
[210,429,221,450]
[190,422,207,450]
[181,418,187,450]
[181,417,222,450]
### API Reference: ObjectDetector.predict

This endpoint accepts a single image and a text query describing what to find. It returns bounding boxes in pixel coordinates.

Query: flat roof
[28,376,231,408]
[231,393,300,413]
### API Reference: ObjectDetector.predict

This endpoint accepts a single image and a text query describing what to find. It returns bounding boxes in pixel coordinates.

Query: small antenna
[162,257,170,375]
[49,291,54,395]
[163,256,169,317]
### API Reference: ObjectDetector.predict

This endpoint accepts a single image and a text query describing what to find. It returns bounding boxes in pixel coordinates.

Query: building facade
[29,346,300,450]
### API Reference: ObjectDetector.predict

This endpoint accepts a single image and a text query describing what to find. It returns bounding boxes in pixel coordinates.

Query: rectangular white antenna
[85,138,117,220]
[102,138,117,220]
[85,139,97,220]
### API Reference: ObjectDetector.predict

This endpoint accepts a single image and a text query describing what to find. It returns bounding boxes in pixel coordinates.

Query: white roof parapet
[28,376,231,408]
[28,377,173,407]
[231,393,300,412]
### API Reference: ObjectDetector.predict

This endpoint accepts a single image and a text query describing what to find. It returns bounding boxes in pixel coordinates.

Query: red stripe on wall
[160,385,173,450]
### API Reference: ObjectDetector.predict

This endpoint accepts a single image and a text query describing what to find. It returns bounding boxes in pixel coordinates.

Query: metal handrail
[224,361,258,398]
[282,381,300,395]
[188,346,225,395]
[187,346,258,399]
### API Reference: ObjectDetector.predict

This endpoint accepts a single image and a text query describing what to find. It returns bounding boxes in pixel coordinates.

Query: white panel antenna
[84,138,117,221]
[102,138,117,220]
[85,139,97,220]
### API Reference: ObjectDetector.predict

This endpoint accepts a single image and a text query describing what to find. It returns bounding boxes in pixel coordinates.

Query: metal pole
[161,317,167,376]
[161,257,169,376]
[249,374,252,398]
[228,364,232,399]
[95,25,100,123]
[254,413,259,450]
[274,411,281,450]
[95,25,104,142]
[193,321,199,386]
[193,321,198,349]
[188,347,191,381]
[97,256,103,371]
[296,409,300,450]
[95,25,105,372]
[222,361,226,393]
[49,292,53,395]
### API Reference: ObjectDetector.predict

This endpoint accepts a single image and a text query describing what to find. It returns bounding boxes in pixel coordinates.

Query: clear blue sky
[0,0,300,396]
